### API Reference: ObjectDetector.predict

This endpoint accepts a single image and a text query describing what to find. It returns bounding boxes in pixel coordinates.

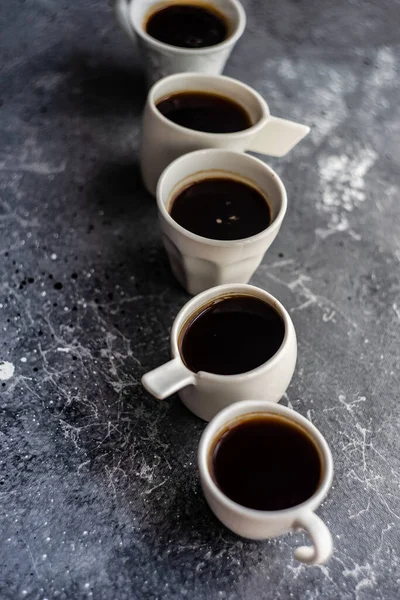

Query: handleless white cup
[140,72,310,195]
[199,400,334,564]
[142,283,297,422]
[115,0,246,86]
[157,149,287,295]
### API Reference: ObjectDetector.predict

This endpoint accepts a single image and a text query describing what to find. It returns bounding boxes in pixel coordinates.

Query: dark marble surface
[1,0,399,598]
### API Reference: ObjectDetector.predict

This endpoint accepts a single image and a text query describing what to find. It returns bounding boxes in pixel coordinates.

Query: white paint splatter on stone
[263,55,357,145]
[316,147,377,238]
[318,149,377,212]
[0,361,15,380]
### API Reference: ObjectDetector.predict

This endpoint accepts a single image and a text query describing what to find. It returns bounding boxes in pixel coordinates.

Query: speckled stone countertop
[1,0,399,598]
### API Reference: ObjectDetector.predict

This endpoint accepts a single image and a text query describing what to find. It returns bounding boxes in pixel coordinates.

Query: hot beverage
[179,295,284,375]
[210,414,322,510]
[145,3,228,48]
[170,176,271,240]
[156,91,252,133]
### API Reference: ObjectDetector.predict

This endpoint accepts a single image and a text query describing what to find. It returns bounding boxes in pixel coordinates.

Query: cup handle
[114,0,136,43]
[142,357,196,400]
[246,116,310,157]
[293,511,333,565]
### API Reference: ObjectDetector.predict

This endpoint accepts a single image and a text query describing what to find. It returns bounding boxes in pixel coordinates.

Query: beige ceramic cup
[141,283,297,422]
[157,148,286,295]
[198,400,334,564]
[114,0,246,86]
[140,72,310,195]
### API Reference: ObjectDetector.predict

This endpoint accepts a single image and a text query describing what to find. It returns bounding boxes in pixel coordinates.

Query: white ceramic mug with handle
[140,72,310,195]
[198,400,334,565]
[157,148,287,295]
[114,0,246,86]
[141,283,297,422]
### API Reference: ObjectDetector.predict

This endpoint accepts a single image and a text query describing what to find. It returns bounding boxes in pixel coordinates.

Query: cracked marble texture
[1,0,399,598]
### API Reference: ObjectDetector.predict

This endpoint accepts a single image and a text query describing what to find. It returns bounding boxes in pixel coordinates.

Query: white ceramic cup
[140,72,310,195]
[141,283,297,422]
[114,0,246,86]
[198,400,333,564]
[157,148,287,295]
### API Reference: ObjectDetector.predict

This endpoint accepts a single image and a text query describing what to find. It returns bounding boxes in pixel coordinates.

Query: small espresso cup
[157,149,286,295]
[198,400,333,564]
[114,0,246,86]
[140,72,310,195]
[141,283,297,421]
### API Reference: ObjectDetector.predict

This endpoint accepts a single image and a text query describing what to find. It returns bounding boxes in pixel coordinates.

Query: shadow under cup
[157,149,287,295]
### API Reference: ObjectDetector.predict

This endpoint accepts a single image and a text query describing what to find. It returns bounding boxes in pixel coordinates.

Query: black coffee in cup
[169,176,271,240]
[145,3,228,48]
[179,295,285,375]
[156,91,252,133]
[210,414,322,510]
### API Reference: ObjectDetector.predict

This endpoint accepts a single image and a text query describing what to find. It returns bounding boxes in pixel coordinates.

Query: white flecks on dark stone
[0,0,400,598]
[0,361,15,380]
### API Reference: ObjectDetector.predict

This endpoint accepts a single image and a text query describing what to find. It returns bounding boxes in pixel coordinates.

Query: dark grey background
[1,0,399,598]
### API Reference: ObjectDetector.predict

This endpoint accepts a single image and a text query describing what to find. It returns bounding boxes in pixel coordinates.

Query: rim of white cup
[157,149,287,247]
[148,73,269,139]
[171,283,293,381]
[198,400,334,517]
[132,0,247,55]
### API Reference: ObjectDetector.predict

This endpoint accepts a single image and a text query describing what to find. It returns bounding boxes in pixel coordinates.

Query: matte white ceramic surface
[142,283,297,421]
[115,0,246,86]
[198,400,333,564]
[140,72,310,195]
[157,149,286,294]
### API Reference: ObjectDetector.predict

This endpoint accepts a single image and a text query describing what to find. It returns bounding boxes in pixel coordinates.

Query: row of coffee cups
[117,2,309,294]
[142,283,334,565]
[140,72,309,294]
[115,0,334,566]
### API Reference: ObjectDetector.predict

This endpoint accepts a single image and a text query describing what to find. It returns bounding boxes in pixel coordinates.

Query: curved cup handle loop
[293,511,333,565]
[142,357,195,399]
